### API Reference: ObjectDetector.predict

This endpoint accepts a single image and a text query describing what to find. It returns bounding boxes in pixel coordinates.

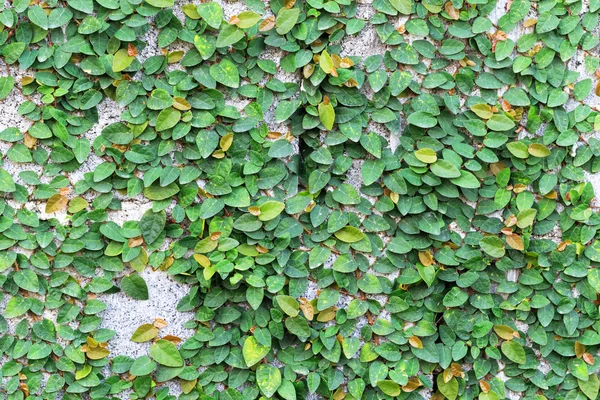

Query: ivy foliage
[1,0,600,399]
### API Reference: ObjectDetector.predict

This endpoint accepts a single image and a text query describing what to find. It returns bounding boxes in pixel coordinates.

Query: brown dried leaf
[479,380,491,393]
[128,237,144,248]
[259,16,275,32]
[445,2,460,20]
[127,43,138,57]
[299,298,314,321]
[506,234,524,251]
[402,377,422,392]
[154,317,168,329]
[451,363,463,377]
[162,335,182,345]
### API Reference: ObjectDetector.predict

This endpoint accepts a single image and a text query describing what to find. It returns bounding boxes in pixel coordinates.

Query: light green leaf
[243,336,270,367]
[149,339,183,367]
[209,59,240,88]
[276,7,300,35]
[257,364,282,398]
[501,340,526,364]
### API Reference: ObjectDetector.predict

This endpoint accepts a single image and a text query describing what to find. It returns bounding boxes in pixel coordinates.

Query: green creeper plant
[0,0,600,399]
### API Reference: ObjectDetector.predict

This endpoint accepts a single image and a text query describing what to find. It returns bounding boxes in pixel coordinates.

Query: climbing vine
[1,0,600,399]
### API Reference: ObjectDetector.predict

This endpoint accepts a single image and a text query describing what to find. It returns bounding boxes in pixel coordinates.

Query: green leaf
[209,59,240,88]
[389,0,413,14]
[130,356,157,376]
[415,148,437,163]
[66,0,93,13]
[242,336,270,367]
[275,99,301,122]
[121,273,149,300]
[156,108,181,131]
[501,340,526,364]
[236,11,261,28]
[259,201,285,221]
[0,168,16,192]
[486,114,515,131]
[139,210,166,245]
[144,183,179,200]
[216,24,244,48]
[14,269,39,292]
[480,236,506,258]
[317,288,339,311]
[276,7,300,35]
[377,380,401,397]
[149,339,183,367]
[257,364,282,398]
[407,111,437,128]
[28,5,49,29]
[417,263,436,287]
[275,295,299,317]
[506,141,529,159]
[334,226,366,243]
[198,1,223,29]
[436,375,458,400]
[450,170,480,188]
[579,374,600,400]
[285,316,310,337]
[431,160,461,178]
[2,42,25,64]
[146,0,174,7]
[147,89,174,110]
[0,76,14,100]
[4,296,31,318]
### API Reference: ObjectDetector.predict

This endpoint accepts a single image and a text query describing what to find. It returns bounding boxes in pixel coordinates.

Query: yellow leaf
[173,97,191,111]
[181,379,197,394]
[45,194,68,213]
[415,148,437,164]
[470,103,493,119]
[168,50,184,63]
[319,50,334,74]
[528,143,550,158]
[193,254,211,268]
[418,250,434,266]
[220,132,234,151]
[85,346,109,360]
[318,97,335,130]
[575,341,585,358]
[299,298,314,321]
[493,325,515,340]
[316,307,336,322]
[408,336,423,349]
